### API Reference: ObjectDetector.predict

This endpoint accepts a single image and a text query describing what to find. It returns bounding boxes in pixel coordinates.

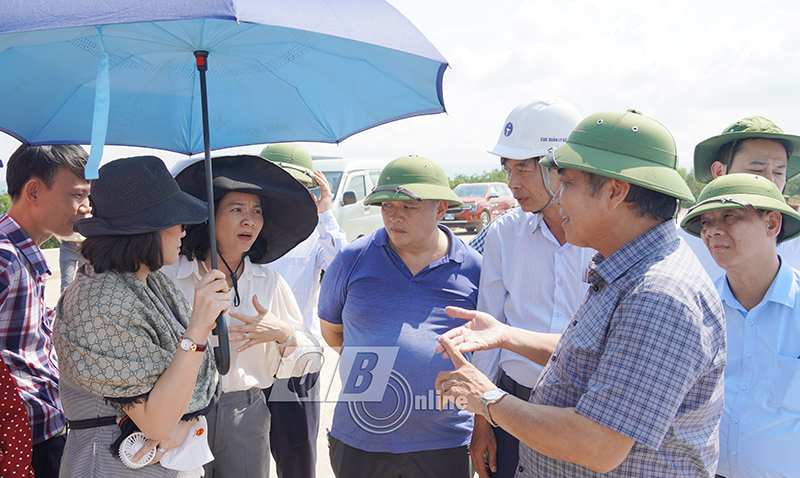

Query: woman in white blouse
[162,155,322,478]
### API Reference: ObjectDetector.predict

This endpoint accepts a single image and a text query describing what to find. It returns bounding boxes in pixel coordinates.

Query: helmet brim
[693,131,800,184]
[545,142,695,203]
[680,192,800,241]
[364,183,462,207]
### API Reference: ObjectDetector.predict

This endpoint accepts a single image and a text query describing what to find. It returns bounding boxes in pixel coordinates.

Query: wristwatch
[178,336,207,352]
[480,388,508,427]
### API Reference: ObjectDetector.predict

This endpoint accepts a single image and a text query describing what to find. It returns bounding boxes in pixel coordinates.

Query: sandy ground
[42,229,476,478]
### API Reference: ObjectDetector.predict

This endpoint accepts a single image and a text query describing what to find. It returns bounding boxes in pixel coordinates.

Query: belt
[67,416,117,430]
[499,369,533,401]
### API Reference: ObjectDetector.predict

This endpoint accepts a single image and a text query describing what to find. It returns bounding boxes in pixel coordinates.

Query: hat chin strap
[532,164,556,214]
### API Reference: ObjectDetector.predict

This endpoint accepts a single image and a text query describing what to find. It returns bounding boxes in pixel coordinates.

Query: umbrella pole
[195,50,230,375]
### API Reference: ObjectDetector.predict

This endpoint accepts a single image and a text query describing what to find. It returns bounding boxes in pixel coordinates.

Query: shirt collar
[374,224,466,264]
[719,256,796,311]
[175,255,265,281]
[592,220,678,286]
[0,214,50,277]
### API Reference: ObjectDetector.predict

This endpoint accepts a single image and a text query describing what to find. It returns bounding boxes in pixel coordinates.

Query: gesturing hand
[434,336,496,416]
[313,170,333,214]
[227,296,293,353]
[434,306,508,358]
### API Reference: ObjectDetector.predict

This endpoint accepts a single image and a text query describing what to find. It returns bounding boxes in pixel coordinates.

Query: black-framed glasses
[371,185,423,201]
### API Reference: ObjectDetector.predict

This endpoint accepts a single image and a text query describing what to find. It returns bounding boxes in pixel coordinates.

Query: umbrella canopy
[0,0,448,374]
[0,0,448,177]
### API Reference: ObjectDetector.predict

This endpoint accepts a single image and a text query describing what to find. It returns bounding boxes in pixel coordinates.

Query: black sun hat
[173,155,318,264]
[74,156,208,237]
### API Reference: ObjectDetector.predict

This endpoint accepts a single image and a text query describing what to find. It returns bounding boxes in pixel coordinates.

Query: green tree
[0,193,10,216]
[449,168,506,189]
[0,192,59,248]
[676,167,705,206]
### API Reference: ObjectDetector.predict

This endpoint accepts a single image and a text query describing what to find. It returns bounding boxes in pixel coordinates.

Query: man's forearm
[502,327,561,367]
[489,397,634,474]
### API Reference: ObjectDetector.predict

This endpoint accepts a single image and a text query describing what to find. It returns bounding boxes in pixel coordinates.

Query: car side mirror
[342,191,358,205]
[488,192,499,198]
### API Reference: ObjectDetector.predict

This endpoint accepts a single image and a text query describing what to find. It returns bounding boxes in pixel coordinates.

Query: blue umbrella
[0,0,448,373]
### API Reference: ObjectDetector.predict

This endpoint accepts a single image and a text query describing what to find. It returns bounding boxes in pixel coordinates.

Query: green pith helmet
[539,109,695,203]
[680,173,800,242]
[363,155,462,207]
[693,116,800,184]
[259,143,317,187]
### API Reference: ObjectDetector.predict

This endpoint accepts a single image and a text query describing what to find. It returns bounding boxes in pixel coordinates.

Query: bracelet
[276,326,295,348]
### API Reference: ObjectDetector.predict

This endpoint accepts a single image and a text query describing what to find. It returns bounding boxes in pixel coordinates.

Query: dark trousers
[32,434,66,478]
[488,371,533,478]
[264,372,321,478]
[328,434,470,478]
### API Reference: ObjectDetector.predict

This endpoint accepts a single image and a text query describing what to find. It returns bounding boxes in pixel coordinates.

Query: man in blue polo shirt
[319,155,481,478]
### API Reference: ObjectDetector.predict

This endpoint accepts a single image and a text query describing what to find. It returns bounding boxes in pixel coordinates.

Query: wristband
[276,326,295,348]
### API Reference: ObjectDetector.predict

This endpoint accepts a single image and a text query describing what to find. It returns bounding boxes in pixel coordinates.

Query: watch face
[484,389,505,401]
[179,338,191,351]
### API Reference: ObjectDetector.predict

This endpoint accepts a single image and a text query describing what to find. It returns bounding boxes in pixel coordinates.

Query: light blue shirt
[269,210,346,341]
[472,209,594,387]
[715,259,800,478]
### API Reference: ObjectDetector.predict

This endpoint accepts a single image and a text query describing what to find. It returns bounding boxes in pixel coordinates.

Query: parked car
[310,157,391,243]
[440,182,517,232]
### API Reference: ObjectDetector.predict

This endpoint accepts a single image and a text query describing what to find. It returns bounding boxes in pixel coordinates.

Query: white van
[310,157,391,243]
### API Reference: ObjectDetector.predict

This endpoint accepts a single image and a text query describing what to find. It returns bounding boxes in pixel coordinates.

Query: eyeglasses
[370,185,423,201]
[687,196,756,214]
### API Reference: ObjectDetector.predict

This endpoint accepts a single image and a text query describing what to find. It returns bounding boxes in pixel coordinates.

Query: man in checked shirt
[1,144,90,478]
[436,110,726,477]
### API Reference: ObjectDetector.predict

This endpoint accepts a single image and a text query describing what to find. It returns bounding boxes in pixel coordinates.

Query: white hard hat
[489,96,582,159]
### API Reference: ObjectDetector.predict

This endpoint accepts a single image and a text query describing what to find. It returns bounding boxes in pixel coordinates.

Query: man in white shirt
[469,97,595,478]
[260,143,347,478]
[682,116,800,280]
[680,173,800,478]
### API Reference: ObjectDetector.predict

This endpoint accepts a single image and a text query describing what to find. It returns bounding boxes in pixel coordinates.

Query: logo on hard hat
[504,122,513,137]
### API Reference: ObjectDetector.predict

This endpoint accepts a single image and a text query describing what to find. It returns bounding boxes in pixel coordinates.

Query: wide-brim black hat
[74,156,208,237]
[173,155,318,263]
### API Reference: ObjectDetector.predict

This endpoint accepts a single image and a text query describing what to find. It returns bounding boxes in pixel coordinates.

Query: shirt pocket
[768,353,800,412]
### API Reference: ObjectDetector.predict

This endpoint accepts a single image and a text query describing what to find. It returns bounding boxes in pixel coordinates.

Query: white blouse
[163,256,321,392]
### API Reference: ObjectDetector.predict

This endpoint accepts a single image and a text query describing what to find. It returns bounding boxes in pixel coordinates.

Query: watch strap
[180,336,207,352]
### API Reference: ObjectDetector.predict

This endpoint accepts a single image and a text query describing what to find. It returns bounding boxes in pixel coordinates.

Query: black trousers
[32,434,66,478]
[328,434,470,478]
[264,372,321,478]
[485,371,533,478]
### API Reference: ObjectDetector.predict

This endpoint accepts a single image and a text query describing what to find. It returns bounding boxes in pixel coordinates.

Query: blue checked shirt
[515,221,726,477]
[0,214,65,444]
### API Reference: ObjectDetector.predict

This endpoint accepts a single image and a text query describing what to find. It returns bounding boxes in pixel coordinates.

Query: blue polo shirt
[319,225,481,453]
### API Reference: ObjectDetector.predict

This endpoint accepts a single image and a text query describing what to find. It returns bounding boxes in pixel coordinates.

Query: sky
[2,0,800,191]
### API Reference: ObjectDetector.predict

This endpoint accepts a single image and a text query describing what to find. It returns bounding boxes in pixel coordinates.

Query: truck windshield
[310,171,343,200]
[453,184,487,198]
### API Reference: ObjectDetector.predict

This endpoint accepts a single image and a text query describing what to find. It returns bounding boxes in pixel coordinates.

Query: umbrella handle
[213,313,230,375]
[195,50,230,375]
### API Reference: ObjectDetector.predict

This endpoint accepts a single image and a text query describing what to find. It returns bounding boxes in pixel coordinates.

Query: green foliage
[784,175,800,199]
[449,168,506,189]
[0,192,59,248]
[41,235,60,249]
[0,193,10,216]
[676,167,705,206]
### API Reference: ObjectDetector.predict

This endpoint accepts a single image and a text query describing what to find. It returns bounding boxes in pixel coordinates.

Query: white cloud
[3,0,800,189]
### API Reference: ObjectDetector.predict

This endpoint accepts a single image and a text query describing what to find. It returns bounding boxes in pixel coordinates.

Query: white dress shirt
[715,259,800,478]
[163,256,321,393]
[471,208,595,387]
[269,210,346,342]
